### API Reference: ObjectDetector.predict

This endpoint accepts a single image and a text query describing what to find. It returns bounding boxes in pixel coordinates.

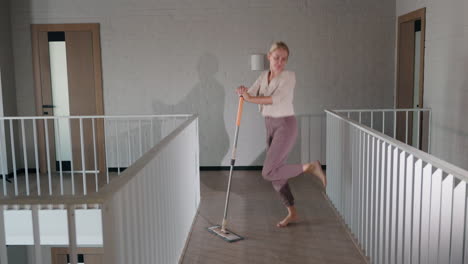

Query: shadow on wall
[152,53,229,166]
[435,27,468,170]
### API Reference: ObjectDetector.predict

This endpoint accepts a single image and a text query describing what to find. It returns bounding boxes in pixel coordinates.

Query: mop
[207,96,244,242]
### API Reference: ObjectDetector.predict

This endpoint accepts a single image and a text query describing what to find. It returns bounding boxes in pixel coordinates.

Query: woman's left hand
[240,91,251,101]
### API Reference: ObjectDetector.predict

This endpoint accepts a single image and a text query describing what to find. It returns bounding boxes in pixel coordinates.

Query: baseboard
[4,168,38,178]
[1,165,326,177]
[200,166,263,171]
[200,165,326,171]
[108,167,127,172]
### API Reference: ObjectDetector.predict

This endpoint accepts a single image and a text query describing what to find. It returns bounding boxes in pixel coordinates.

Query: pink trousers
[262,116,303,207]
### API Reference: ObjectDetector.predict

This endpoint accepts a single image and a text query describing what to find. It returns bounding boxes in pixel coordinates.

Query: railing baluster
[373,138,380,260]
[439,174,455,263]
[0,120,7,196]
[429,169,443,263]
[150,118,154,148]
[69,118,75,195]
[80,118,87,195]
[371,111,374,129]
[417,111,421,150]
[420,163,432,264]
[115,120,121,175]
[139,120,142,158]
[21,119,30,195]
[350,127,355,234]
[104,119,110,184]
[44,119,53,195]
[359,130,364,246]
[55,119,64,195]
[0,205,8,264]
[450,178,464,264]
[67,205,78,264]
[369,136,375,258]
[405,111,409,144]
[382,111,385,135]
[32,205,43,264]
[127,120,132,165]
[92,118,98,192]
[463,186,468,264]
[391,147,399,264]
[364,134,370,252]
[33,120,40,196]
[379,141,387,264]
[428,110,432,154]
[412,159,423,264]
[9,120,18,195]
[404,154,414,263]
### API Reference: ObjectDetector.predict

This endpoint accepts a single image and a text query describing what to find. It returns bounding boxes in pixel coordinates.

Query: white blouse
[247,70,296,118]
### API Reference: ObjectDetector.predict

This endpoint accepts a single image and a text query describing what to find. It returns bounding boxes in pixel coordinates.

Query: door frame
[31,23,105,174]
[395,8,426,148]
[396,8,426,109]
[51,247,104,264]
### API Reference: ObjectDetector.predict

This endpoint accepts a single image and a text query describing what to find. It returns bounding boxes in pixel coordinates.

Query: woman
[236,42,327,228]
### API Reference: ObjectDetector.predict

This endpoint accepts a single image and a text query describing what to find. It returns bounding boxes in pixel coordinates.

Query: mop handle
[236,97,244,126]
[230,97,243,164]
[222,96,244,232]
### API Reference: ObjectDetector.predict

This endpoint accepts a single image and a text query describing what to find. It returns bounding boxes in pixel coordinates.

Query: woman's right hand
[236,86,248,96]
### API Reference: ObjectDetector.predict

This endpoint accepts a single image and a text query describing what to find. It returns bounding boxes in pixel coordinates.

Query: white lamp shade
[250,54,265,71]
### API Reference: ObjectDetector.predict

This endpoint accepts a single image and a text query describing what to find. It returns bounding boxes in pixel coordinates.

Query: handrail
[335,108,431,112]
[325,109,468,182]
[0,114,192,120]
[0,115,198,205]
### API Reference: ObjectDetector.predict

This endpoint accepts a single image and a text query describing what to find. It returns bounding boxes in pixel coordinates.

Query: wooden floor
[0,171,118,197]
[181,170,367,264]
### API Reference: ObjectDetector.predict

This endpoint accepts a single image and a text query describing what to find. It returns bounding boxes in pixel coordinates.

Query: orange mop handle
[236,97,244,127]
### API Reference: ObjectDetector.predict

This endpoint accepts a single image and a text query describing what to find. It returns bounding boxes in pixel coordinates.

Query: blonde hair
[269,42,290,56]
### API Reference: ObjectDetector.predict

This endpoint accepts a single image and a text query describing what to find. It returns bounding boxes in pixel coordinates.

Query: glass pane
[49,40,73,164]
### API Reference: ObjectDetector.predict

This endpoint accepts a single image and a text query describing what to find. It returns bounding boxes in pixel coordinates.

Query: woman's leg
[303,160,327,188]
[263,116,302,227]
[273,181,298,227]
[262,116,303,182]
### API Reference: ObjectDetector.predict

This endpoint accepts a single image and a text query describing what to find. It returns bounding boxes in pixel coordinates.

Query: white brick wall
[10,0,395,166]
[397,0,468,170]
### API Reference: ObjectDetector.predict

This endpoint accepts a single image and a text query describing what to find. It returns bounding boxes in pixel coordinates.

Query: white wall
[1,0,17,174]
[397,0,468,170]
[10,0,396,166]
[0,0,17,117]
[4,209,102,245]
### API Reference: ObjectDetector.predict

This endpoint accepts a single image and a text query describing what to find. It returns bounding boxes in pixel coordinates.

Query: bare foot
[277,213,298,228]
[305,161,327,188]
[277,206,298,228]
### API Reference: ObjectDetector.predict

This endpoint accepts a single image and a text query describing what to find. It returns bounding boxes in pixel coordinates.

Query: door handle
[42,104,55,108]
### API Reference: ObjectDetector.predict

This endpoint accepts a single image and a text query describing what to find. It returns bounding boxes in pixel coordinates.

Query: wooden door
[31,24,105,179]
[51,247,104,264]
[396,8,426,148]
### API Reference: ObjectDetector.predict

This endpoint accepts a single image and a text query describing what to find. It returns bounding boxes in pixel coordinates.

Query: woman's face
[268,48,289,73]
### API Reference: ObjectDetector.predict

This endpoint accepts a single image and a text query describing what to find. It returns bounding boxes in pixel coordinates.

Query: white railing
[335,109,432,153]
[0,115,189,197]
[326,109,468,264]
[0,115,200,264]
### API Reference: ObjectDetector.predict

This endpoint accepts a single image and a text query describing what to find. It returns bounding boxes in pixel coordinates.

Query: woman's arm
[241,92,273,105]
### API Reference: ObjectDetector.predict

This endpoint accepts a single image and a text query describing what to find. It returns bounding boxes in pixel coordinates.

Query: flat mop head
[208,225,244,242]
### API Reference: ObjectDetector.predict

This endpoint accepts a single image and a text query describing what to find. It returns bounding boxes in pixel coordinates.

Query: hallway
[181,170,367,264]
